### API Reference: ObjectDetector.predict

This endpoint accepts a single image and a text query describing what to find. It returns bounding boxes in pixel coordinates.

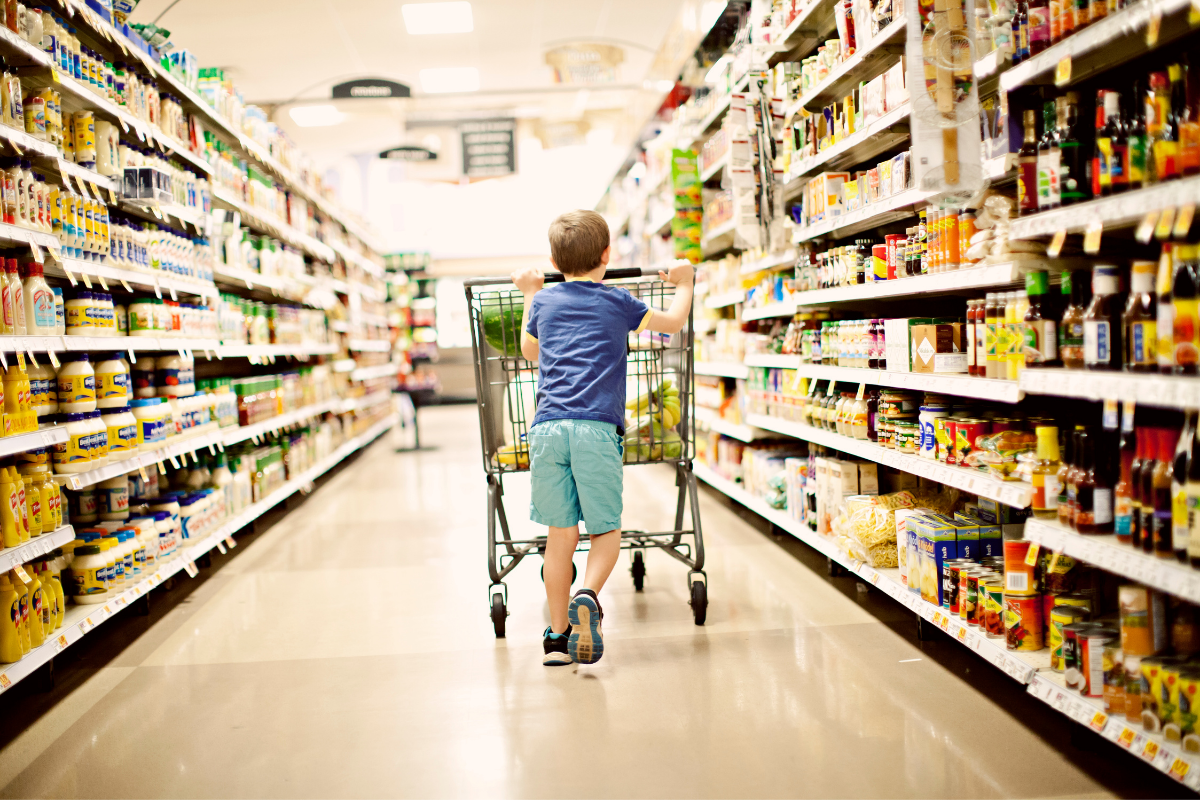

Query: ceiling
[127,0,686,166]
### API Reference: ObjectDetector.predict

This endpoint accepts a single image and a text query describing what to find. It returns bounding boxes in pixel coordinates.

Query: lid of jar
[101,405,131,414]
[65,412,89,422]
[74,545,101,555]
[64,352,91,363]
[152,511,170,520]
[73,289,93,300]
[130,398,161,407]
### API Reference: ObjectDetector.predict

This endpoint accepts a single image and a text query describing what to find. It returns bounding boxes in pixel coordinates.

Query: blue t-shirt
[525,279,652,431]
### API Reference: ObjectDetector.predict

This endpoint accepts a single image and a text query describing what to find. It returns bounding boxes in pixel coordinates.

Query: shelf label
[0,673,10,690]
[1146,9,1162,45]
[182,560,199,578]
[47,350,59,369]
[1025,542,1041,566]
[1142,739,1160,761]
[1047,229,1067,258]
[1175,204,1196,239]
[1171,758,1191,781]
[214,541,227,555]
[1157,207,1177,240]
[224,536,237,549]
[856,382,866,400]
[80,272,91,289]
[1083,221,1103,255]
[1054,56,1072,86]
[1090,710,1108,731]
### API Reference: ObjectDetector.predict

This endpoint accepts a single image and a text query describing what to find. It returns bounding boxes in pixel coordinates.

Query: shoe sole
[543,652,572,666]
[568,595,603,664]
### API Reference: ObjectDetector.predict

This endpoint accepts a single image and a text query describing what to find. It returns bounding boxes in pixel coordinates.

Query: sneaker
[543,625,572,666]
[568,589,604,664]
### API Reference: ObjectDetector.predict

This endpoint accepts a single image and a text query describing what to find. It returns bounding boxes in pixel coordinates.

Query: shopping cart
[464,267,707,638]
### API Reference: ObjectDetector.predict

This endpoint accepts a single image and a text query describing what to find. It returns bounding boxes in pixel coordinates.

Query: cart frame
[464,267,708,637]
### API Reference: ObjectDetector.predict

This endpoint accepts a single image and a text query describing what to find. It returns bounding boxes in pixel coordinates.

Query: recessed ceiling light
[289,104,346,127]
[419,67,480,94]
[402,2,473,34]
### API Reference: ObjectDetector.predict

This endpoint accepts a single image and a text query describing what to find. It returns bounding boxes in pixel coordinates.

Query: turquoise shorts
[528,419,623,533]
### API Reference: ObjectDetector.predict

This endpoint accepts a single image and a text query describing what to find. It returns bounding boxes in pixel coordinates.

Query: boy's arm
[511,267,543,361]
[646,262,695,335]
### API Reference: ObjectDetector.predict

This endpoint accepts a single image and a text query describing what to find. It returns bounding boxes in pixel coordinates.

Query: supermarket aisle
[0,406,1179,798]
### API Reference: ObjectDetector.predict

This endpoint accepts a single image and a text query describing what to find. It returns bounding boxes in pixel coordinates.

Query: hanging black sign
[460,119,516,178]
[332,78,411,99]
[379,145,438,161]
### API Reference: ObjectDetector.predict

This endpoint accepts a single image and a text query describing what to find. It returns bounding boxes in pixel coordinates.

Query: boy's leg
[545,525,579,634]
[583,528,621,592]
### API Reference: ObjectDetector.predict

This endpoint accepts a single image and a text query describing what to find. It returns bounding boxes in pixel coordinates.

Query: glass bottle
[1159,243,1177,374]
[1066,427,1087,528]
[1153,427,1177,557]
[1140,428,1162,553]
[1024,270,1057,367]
[1181,61,1199,177]
[1173,412,1194,561]
[1012,0,1030,62]
[1032,425,1062,519]
[1131,427,1148,548]
[1085,429,1116,534]
[866,389,880,442]
[1009,289,1029,379]
[1097,90,1128,195]
[985,292,1001,378]
[1115,405,1137,544]
[1018,109,1039,215]
[1060,269,1087,369]
[1186,419,1200,567]
[1127,79,1150,190]
[1057,93,1090,205]
[1057,427,1076,526]
[1074,432,1098,533]
[1124,259,1157,371]
[1173,244,1200,375]
[966,300,979,376]
[916,209,928,275]
[1083,264,1122,371]
[1028,0,1050,53]
[1148,70,1177,183]
[1037,100,1061,211]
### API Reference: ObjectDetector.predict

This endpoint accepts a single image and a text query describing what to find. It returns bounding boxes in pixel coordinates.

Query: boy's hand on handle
[659,262,694,287]
[511,267,544,296]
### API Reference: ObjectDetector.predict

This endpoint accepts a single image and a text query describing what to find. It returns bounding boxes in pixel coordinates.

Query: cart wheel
[540,562,578,584]
[631,551,646,591]
[690,580,707,625]
[491,592,507,638]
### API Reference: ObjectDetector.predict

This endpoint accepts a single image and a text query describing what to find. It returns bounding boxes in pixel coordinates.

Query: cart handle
[463,266,668,288]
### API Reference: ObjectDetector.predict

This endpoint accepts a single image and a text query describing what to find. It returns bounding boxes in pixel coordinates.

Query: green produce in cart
[482,301,525,357]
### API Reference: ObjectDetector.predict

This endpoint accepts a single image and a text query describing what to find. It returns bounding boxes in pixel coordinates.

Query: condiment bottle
[985,293,1001,378]
[1124,259,1157,371]
[0,572,20,663]
[1185,419,1200,567]
[1115,418,1137,542]
[1173,244,1200,374]
[1083,264,1122,370]
[1173,412,1195,561]
[1131,428,1149,548]
[1060,270,1088,369]
[1153,426,1178,557]
[1024,271,1057,367]
[1032,425,1062,518]
[1158,244,1177,373]
[1066,427,1088,528]
[1141,428,1163,553]
[6,258,23,336]
[1009,290,1029,379]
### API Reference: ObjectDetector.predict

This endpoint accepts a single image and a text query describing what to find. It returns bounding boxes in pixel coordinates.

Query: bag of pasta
[839,491,916,568]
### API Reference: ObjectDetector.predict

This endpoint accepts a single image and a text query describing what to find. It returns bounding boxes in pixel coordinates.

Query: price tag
[1047,229,1067,258]
[1146,9,1162,45]
[0,673,10,690]
[1142,739,1160,761]
[1054,56,1072,86]
[1157,207,1176,240]
[1175,204,1196,239]
[182,560,199,578]
[47,350,59,368]
[169,456,181,469]
[826,381,836,396]
[1083,220,1102,255]
[138,465,149,481]
[214,541,227,555]
[11,565,28,583]
[80,272,92,289]
[57,634,67,650]
[152,278,162,299]
[1090,710,1108,731]
[224,536,237,549]
[1025,542,1041,566]
[956,626,967,641]
[1170,758,1191,781]
[856,382,866,400]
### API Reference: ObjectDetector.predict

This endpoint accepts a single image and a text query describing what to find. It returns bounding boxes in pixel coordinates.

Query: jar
[53,412,93,473]
[131,356,156,398]
[850,395,869,440]
[128,298,158,336]
[155,354,187,398]
[878,392,918,416]
[100,405,137,460]
[70,488,99,524]
[919,404,950,460]
[130,398,166,448]
[94,353,129,409]
[96,475,128,521]
[64,289,95,335]
[151,510,175,559]
[94,291,114,334]
[26,361,55,416]
[86,410,108,465]
[894,420,920,454]
[114,304,127,335]
[65,544,107,603]
[56,353,96,413]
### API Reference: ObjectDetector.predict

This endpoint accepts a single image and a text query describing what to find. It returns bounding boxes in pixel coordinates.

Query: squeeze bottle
[0,468,19,548]
[12,570,29,654]
[0,572,21,662]
[25,567,45,648]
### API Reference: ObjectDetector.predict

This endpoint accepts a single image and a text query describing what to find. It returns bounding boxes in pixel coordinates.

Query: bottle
[1009,289,1030,379]
[1013,0,1030,62]
[985,292,1001,378]
[1057,93,1090,205]
[1132,427,1149,548]
[1018,109,1040,215]
[21,260,54,336]
[1058,427,1077,526]
[916,209,928,275]
[997,291,1013,378]
[1182,63,1200,177]
[1024,271,1058,367]
[1149,70,1178,182]
[973,300,987,376]
[966,300,978,376]
[12,570,28,654]
[1083,264,1122,370]
[1159,244,1177,373]
[1127,79,1150,190]
[1173,244,1200,374]
[1067,427,1089,528]
[1032,425,1062,519]
[1153,427,1177,557]
[1097,90,1128,195]
[1116,405,1137,544]
[1037,100,1061,210]
[0,572,20,663]
[1141,428,1162,553]
[1124,259,1157,371]
[1187,420,1200,566]
[1173,412,1194,561]
[1074,432,1098,533]
[1087,429,1116,534]
[6,258,22,336]
[25,566,44,648]
[1029,0,1050,53]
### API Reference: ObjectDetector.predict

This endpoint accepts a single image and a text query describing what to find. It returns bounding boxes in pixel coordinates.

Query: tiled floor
[0,406,1187,798]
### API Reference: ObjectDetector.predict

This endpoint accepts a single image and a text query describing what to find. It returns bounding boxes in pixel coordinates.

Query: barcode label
[1006,573,1029,592]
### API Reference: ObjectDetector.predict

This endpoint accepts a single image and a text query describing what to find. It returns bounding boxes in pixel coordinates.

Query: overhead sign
[332,78,411,99]
[544,43,624,84]
[379,145,438,161]
[460,119,516,178]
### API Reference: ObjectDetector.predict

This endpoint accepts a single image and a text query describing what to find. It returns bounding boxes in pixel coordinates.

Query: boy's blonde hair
[548,210,609,276]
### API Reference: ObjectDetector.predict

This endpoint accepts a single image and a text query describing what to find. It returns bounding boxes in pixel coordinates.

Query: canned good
[981,581,1005,638]
[1079,627,1117,698]
[990,417,1022,433]
[953,418,990,464]
[1125,654,1145,723]
[879,392,917,414]
[935,417,957,464]
[1062,621,1094,690]
[919,404,949,460]
[1140,656,1166,732]
[1005,592,1044,651]
[871,244,888,281]
[885,234,903,279]
[1042,555,1081,594]
[1119,584,1168,657]
[1003,540,1037,595]
[1050,605,1090,671]
[894,421,919,453]
[943,560,972,613]
[1160,657,1189,740]
[1178,667,1200,752]
[1103,642,1125,714]
[961,570,990,625]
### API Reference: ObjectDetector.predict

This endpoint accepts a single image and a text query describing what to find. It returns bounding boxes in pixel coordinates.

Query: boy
[511,209,693,667]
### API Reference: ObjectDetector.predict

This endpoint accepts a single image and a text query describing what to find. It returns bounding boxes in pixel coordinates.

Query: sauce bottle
[1124,259,1157,371]
[1074,431,1097,533]
[1024,271,1057,367]
[1173,412,1194,561]
[1154,427,1178,557]
[0,572,20,663]
[1158,244,1176,373]
[1186,418,1200,567]
[1141,428,1164,553]
[985,292,1001,378]
[1083,264,1122,370]
[1116,404,1137,544]
[1174,244,1200,374]
[1060,270,1088,369]
[1088,429,1117,535]
[1057,427,1076,526]
[1032,425,1062,519]
[1131,429,1149,549]
[1009,289,1030,379]
[1066,427,1088,528]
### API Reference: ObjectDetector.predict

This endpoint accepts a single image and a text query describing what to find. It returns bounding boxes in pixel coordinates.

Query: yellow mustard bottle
[43,560,64,630]
[13,469,28,543]
[0,468,19,548]
[11,569,29,655]
[0,572,21,662]
[39,472,58,531]
[23,475,41,538]
[17,363,34,433]
[1,367,20,437]
[24,566,45,648]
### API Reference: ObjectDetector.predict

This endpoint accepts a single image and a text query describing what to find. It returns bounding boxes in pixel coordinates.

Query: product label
[107,422,136,453]
[29,287,54,330]
[96,369,129,400]
[53,431,91,465]
[129,304,155,332]
[1188,490,1200,558]
[1174,299,1200,367]
[138,416,163,446]
[68,564,105,596]
[158,367,180,390]
[1128,135,1148,185]
[1129,320,1157,367]
[65,303,94,331]
[1033,474,1061,511]
[100,486,128,516]
[57,373,95,405]
[1084,320,1111,364]
[1037,149,1061,209]
[1018,162,1038,211]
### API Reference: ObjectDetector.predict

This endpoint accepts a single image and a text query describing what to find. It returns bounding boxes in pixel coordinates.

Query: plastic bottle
[0,468,19,548]
[0,572,21,662]
[21,260,54,335]
[132,356,156,397]
[11,569,29,654]
[24,566,45,648]
[87,410,108,466]
[52,287,64,335]
[23,474,40,538]
[6,259,23,335]
[94,353,128,409]
[53,412,93,473]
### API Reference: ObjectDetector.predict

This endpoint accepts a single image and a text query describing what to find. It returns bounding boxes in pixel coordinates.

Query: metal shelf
[0,428,67,458]
[347,339,392,353]
[349,362,401,382]
[221,399,341,448]
[1008,174,1200,239]
[793,261,1026,305]
[745,359,1024,402]
[696,409,767,442]
[766,0,840,65]
[791,188,933,243]
[1019,366,1200,407]
[703,289,745,309]
[54,424,226,491]
[0,526,74,574]
[789,17,906,112]
[700,218,738,256]
[782,104,912,201]
[740,250,797,275]
[695,361,750,379]
[743,301,796,321]
[46,258,219,300]
[212,186,336,264]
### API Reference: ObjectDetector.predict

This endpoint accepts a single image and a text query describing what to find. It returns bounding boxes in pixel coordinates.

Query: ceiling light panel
[402,2,473,34]
[419,67,480,94]
[289,105,346,127]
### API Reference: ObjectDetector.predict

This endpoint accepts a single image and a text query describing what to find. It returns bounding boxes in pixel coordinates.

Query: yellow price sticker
[1170,758,1190,780]
[138,465,149,482]
[1047,229,1067,258]
[1090,711,1108,731]
[1103,398,1118,429]
[1174,204,1195,239]
[1118,726,1136,747]
[1083,220,1102,254]
[1136,210,1159,244]
[856,382,866,400]
[1143,740,1159,760]
[1054,56,1072,86]
[80,272,92,289]
[956,626,967,641]
[15,351,25,371]
[1025,542,1041,566]
[1147,10,1162,45]
[1156,206,1176,240]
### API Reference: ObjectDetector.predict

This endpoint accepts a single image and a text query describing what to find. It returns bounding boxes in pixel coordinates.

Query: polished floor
[0,406,1189,798]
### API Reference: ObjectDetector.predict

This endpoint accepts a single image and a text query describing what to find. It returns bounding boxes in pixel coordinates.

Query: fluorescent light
[419,67,479,94]
[704,55,732,84]
[289,104,346,127]
[402,2,473,34]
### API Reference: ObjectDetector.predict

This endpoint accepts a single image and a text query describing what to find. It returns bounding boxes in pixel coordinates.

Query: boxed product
[895,507,923,588]
[956,512,1002,557]
[890,151,910,195]
[913,514,956,607]
[808,171,851,222]
[882,59,907,111]
[911,323,968,374]
[884,317,933,372]
[862,75,885,124]
[944,514,979,559]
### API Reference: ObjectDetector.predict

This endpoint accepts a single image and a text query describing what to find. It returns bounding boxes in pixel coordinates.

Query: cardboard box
[913,515,957,606]
[882,60,907,111]
[912,324,969,374]
[895,508,922,588]
[890,151,910,195]
[956,512,1003,557]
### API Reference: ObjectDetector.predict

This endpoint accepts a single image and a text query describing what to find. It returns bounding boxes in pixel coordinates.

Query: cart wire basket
[464,266,707,637]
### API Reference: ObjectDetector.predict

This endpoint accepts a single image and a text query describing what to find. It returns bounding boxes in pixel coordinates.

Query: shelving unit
[696,409,766,442]
[0,414,397,698]
[703,289,745,309]
[793,261,1027,305]
[742,301,796,321]
[1019,367,1200,406]
[741,359,1024,402]
[1009,174,1200,239]
[791,189,935,243]
[782,104,912,200]
[0,526,75,574]
[695,361,750,379]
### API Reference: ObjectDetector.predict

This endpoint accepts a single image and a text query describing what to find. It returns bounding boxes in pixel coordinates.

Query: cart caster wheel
[631,551,645,591]
[690,580,707,625]
[491,592,507,638]
[540,562,578,584]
